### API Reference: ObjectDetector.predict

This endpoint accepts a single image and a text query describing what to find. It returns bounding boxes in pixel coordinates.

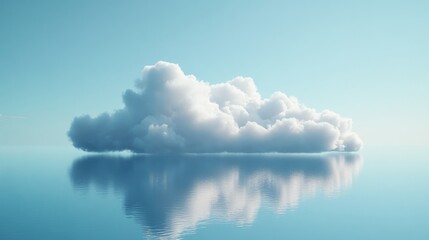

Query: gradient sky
[0,0,428,147]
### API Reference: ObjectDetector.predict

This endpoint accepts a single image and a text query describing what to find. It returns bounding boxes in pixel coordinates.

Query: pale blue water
[0,147,428,239]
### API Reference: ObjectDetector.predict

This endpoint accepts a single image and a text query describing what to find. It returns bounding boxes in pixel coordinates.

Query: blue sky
[0,0,428,147]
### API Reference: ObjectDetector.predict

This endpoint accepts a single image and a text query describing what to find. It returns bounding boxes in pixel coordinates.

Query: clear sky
[0,0,428,147]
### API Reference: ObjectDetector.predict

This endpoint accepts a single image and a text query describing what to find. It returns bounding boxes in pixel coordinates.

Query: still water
[0,147,428,239]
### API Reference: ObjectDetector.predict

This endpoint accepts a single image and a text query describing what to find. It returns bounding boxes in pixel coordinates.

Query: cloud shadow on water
[70,153,362,239]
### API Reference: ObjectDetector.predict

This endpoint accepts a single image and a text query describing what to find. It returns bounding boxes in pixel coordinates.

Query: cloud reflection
[70,153,362,239]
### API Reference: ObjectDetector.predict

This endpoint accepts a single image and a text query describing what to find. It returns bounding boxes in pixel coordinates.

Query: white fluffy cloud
[69,61,362,153]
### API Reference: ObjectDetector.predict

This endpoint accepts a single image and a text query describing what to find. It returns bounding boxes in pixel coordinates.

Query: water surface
[0,147,427,239]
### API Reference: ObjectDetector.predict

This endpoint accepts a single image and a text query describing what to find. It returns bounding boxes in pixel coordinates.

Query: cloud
[69,61,362,153]
[0,114,25,119]
[70,153,362,239]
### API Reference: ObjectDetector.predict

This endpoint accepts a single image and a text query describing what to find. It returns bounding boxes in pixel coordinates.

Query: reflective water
[0,147,428,239]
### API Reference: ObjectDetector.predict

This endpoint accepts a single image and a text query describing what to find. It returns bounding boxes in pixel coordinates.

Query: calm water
[0,147,428,239]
